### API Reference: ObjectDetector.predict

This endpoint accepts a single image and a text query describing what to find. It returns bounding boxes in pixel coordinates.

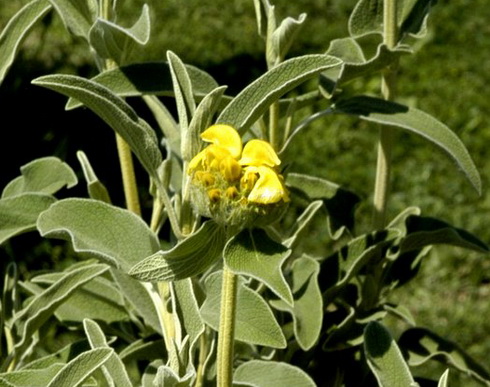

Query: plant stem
[269,101,280,150]
[372,0,398,229]
[115,133,141,215]
[216,267,238,387]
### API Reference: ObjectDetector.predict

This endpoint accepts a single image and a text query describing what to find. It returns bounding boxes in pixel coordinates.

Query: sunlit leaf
[200,271,286,348]
[48,0,97,39]
[364,321,416,387]
[37,198,160,271]
[76,151,111,203]
[0,364,64,387]
[0,0,52,84]
[234,360,316,387]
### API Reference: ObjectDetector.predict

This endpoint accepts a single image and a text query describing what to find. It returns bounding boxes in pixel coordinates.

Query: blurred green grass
[1,0,489,383]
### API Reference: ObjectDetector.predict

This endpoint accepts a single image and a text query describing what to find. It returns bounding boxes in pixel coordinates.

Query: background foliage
[1,0,489,385]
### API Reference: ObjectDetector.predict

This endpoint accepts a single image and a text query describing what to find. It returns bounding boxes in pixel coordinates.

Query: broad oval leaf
[224,228,293,306]
[200,271,286,348]
[48,0,97,39]
[364,321,417,387]
[46,348,113,387]
[270,256,323,351]
[217,54,342,133]
[2,157,77,198]
[128,221,225,281]
[0,0,52,84]
[37,198,160,271]
[0,193,56,245]
[234,360,316,387]
[334,96,482,194]
[32,74,162,180]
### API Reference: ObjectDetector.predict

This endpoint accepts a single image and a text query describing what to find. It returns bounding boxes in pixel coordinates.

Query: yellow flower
[188,124,289,226]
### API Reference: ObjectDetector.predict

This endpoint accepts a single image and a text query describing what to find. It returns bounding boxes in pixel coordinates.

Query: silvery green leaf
[13,263,109,353]
[0,364,64,386]
[128,221,225,282]
[48,0,97,39]
[399,328,490,384]
[89,4,150,65]
[167,51,196,137]
[65,62,219,110]
[252,0,270,39]
[270,256,322,351]
[185,86,227,161]
[334,96,481,194]
[76,151,111,203]
[83,319,132,387]
[234,360,316,387]
[364,322,417,387]
[32,74,163,181]
[0,193,56,245]
[200,271,286,348]
[283,200,323,249]
[217,54,342,134]
[269,13,307,66]
[438,369,449,387]
[46,348,113,387]
[2,157,77,198]
[224,228,293,305]
[37,198,160,271]
[0,0,52,84]
[154,365,194,387]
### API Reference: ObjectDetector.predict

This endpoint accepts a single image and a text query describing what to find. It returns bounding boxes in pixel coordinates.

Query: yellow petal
[239,139,281,167]
[220,156,242,182]
[247,166,288,204]
[201,124,242,159]
[188,149,207,173]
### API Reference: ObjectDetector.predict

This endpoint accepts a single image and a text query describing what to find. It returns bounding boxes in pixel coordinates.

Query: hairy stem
[217,267,238,387]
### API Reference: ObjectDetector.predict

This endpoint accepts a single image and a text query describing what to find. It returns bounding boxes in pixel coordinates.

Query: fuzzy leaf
[283,200,323,249]
[399,328,490,385]
[0,0,52,84]
[83,319,132,387]
[234,360,316,387]
[66,62,219,109]
[128,221,225,281]
[334,96,481,194]
[89,4,150,65]
[217,54,342,133]
[200,271,286,348]
[270,256,322,350]
[364,322,417,387]
[76,151,111,203]
[2,157,77,198]
[13,263,109,352]
[224,228,292,305]
[48,0,97,39]
[0,364,64,387]
[438,369,450,387]
[37,198,160,271]
[23,272,127,324]
[269,13,307,65]
[46,348,113,387]
[0,193,56,245]
[32,74,162,180]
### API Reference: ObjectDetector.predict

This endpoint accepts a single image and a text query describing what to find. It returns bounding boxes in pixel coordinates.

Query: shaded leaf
[48,0,97,39]
[234,360,316,387]
[0,0,52,84]
[2,157,77,198]
[37,198,160,271]
[128,221,225,281]
[32,74,162,180]
[217,54,342,133]
[334,96,481,193]
[200,271,286,348]
[89,4,150,65]
[13,263,109,352]
[364,321,416,387]
[270,256,322,350]
[399,327,490,385]
[76,151,111,203]
[66,62,219,110]
[0,193,56,245]
[46,348,113,387]
[283,200,324,250]
[224,228,293,305]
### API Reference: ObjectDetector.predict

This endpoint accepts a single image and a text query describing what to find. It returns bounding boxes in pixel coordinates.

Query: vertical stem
[372,0,398,229]
[115,133,141,215]
[268,101,280,150]
[217,267,238,387]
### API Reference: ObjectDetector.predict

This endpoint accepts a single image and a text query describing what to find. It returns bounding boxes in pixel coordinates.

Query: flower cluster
[187,124,289,227]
